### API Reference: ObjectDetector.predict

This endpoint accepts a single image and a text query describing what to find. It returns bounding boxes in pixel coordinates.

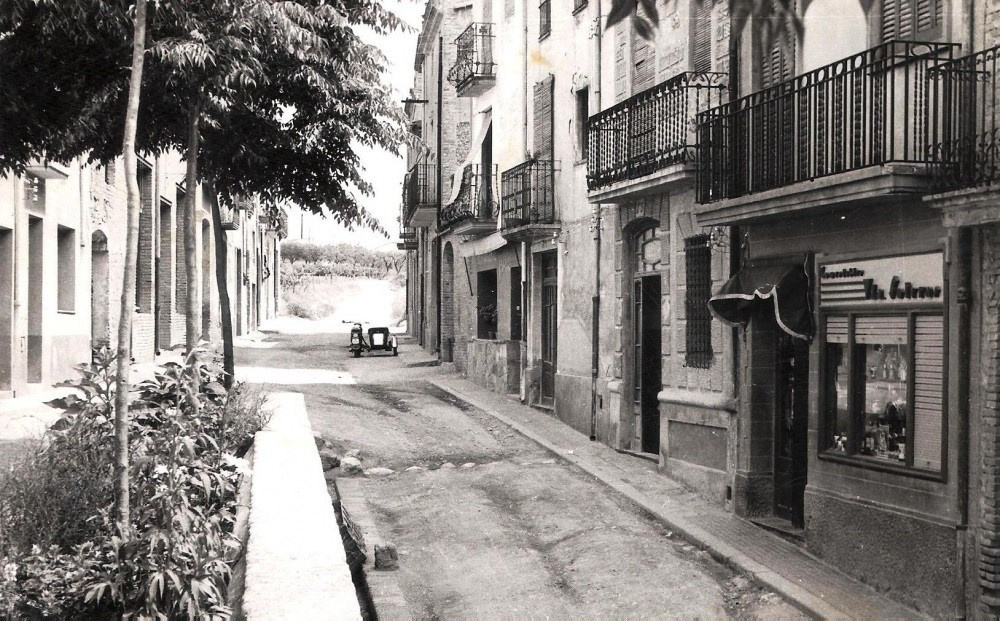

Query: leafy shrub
[0,347,268,621]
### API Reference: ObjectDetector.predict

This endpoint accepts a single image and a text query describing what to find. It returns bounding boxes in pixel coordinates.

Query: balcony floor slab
[406,204,438,229]
[500,223,561,243]
[588,163,695,203]
[924,184,1000,228]
[450,217,497,237]
[696,164,933,227]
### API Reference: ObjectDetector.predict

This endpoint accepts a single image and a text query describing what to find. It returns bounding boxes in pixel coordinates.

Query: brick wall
[980,224,1000,618]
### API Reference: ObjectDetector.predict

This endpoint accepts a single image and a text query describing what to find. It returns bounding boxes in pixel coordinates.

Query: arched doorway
[201,220,212,339]
[91,230,110,350]
[441,242,455,362]
[630,223,662,455]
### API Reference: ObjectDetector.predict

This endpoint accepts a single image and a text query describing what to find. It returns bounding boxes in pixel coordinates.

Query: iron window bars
[587,71,727,190]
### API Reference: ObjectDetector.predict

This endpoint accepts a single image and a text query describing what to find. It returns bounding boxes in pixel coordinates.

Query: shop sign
[819,252,943,307]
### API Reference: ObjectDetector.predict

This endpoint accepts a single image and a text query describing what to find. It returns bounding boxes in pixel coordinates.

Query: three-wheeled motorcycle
[346,321,399,357]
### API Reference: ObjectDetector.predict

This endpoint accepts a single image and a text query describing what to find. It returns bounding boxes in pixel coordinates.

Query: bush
[0,347,269,621]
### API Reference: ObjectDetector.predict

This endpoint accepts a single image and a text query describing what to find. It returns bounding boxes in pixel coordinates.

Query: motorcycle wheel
[393,346,398,356]
[353,350,361,358]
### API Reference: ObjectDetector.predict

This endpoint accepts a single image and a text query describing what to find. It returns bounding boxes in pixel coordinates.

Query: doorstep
[429,374,928,621]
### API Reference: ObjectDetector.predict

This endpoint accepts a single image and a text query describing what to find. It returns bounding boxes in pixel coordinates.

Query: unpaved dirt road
[237,327,805,620]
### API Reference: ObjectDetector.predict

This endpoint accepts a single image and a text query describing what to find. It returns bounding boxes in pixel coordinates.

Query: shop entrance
[774,331,809,527]
[540,252,557,406]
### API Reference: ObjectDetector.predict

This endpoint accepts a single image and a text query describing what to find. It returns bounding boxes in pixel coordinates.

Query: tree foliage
[0,0,407,229]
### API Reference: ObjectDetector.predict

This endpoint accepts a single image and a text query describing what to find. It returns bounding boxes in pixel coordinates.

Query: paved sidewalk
[431,375,927,621]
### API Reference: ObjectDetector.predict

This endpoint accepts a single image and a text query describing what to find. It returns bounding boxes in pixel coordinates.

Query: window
[684,235,712,368]
[477,269,498,339]
[823,312,943,472]
[533,75,555,157]
[23,174,44,211]
[510,266,523,341]
[539,0,551,39]
[57,226,76,313]
[575,87,589,160]
[881,0,942,42]
[691,0,713,72]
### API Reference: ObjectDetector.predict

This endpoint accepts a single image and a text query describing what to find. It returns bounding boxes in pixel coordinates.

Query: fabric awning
[708,259,812,340]
[460,231,506,256]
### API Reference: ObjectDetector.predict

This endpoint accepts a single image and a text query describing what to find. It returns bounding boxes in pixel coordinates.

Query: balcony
[696,40,958,226]
[447,23,496,97]
[441,165,498,235]
[930,45,1000,193]
[587,71,726,200]
[500,159,558,240]
[402,157,438,228]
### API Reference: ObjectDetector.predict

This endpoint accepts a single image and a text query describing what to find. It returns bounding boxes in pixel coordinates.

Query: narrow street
[236,325,805,620]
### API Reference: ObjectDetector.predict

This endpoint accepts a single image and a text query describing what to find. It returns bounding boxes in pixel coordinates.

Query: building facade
[402,0,1000,615]
[1,155,282,399]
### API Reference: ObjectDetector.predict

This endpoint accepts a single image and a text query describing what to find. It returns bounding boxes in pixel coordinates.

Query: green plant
[0,347,265,621]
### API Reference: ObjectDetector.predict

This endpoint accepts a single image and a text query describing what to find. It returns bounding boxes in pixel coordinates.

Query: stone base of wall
[554,373,593,436]
[804,487,958,619]
[465,339,520,395]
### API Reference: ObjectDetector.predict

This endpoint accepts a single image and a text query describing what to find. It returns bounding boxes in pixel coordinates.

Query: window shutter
[533,75,555,157]
[913,314,943,470]
[761,36,794,89]
[882,0,940,41]
[854,315,908,344]
[684,235,713,368]
[691,0,713,73]
[615,25,628,102]
[632,15,655,93]
[826,315,849,343]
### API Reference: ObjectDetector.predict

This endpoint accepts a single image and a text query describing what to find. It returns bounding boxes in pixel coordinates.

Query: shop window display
[822,313,943,473]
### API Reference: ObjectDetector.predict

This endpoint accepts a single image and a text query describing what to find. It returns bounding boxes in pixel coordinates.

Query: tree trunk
[112,0,148,528]
[207,181,235,388]
[183,103,202,354]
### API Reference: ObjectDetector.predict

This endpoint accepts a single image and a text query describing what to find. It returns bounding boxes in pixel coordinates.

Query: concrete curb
[241,392,362,621]
[429,379,926,621]
[337,479,413,621]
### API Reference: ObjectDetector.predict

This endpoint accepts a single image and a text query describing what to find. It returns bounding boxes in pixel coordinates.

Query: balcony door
[540,252,557,406]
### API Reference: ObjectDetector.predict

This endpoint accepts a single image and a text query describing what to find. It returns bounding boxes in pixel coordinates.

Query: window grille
[685,234,712,368]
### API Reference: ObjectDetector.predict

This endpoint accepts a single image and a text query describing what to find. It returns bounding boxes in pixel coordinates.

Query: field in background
[280,241,406,328]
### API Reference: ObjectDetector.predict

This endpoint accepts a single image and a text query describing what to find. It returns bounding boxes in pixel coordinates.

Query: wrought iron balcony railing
[441,165,498,229]
[447,23,496,94]
[403,156,438,223]
[930,45,1000,191]
[501,159,556,230]
[697,40,958,203]
[587,71,727,191]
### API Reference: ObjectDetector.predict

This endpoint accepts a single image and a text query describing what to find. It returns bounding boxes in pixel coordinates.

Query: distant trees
[281,241,405,285]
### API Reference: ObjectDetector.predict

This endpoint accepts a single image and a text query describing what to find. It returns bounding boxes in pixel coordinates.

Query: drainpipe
[522,0,529,158]
[953,227,971,620]
[436,35,444,356]
[589,0,602,442]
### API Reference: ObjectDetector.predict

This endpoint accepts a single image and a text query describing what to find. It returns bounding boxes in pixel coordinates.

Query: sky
[284,0,426,251]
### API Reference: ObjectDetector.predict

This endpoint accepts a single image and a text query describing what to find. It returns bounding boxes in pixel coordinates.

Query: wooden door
[540,253,557,405]
[633,275,662,454]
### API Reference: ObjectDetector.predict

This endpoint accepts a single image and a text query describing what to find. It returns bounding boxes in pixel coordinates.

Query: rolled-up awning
[708,259,812,340]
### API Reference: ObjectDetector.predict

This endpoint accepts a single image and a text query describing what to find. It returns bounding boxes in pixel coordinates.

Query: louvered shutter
[691,0,713,72]
[632,7,655,93]
[881,0,941,41]
[854,315,908,344]
[912,314,943,470]
[534,75,554,157]
[615,25,628,102]
[826,315,849,343]
[761,37,794,89]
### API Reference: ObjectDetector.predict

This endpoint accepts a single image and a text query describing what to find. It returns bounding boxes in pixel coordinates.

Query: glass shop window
[822,313,943,472]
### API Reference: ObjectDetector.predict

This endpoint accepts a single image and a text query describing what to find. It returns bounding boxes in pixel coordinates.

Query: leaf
[605,0,637,29]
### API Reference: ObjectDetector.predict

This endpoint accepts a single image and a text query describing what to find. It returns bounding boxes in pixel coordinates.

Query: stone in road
[237,329,804,620]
